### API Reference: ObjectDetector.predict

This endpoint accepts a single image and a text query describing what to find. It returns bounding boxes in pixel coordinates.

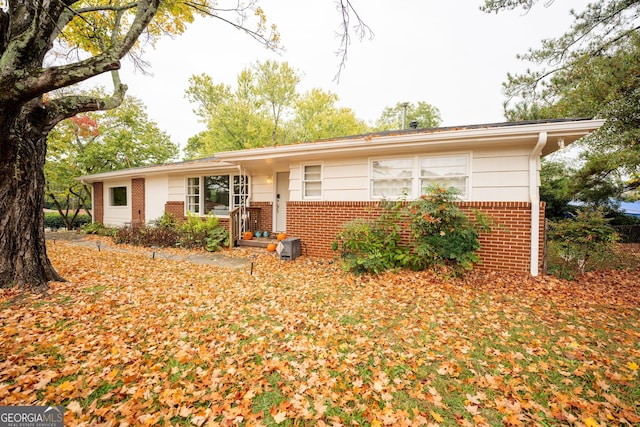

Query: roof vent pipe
[400,102,409,129]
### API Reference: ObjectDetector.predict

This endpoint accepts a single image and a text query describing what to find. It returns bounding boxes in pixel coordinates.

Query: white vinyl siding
[145,175,169,222]
[168,175,185,201]
[102,180,131,226]
[472,148,531,201]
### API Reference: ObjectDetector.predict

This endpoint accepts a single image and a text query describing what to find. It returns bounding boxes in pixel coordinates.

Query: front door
[275,172,289,232]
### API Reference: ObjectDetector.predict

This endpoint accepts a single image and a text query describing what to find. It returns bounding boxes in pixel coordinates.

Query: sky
[94,0,585,154]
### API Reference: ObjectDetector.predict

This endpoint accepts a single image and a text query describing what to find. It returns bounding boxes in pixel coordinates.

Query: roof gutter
[529,132,547,276]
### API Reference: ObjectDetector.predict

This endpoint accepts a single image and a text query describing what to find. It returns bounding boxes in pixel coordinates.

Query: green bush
[111,213,228,251]
[332,187,490,276]
[407,186,489,274]
[332,212,409,275]
[149,212,177,229]
[547,208,620,278]
[44,212,65,230]
[80,222,109,235]
[44,212,91,230]
[178,213,229,251]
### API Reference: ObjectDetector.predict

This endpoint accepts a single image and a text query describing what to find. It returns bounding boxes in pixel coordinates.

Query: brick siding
[131,178,145,225]
[251,202,273,233]
[164,201,185,222]
[285,201,545,274]
[93,182,104,224]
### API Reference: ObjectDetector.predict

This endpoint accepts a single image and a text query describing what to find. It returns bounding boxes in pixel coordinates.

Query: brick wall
[165,201,184,222]
[93,182,104,224]
[252,202,273,233]
[131,178,145,225]
[285,201,545,274]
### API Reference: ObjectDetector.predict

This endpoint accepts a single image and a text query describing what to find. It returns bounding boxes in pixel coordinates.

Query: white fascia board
[78,159,236,183]
[216,119,606,162]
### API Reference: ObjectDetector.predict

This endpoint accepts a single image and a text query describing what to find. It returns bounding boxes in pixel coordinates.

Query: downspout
[529,132,547,276]
[237,164,245,230]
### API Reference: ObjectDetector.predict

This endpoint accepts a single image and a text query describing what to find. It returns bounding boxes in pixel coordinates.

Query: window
[109,186,127,207]
[204,175,230,215]
[233,175,249,207]
[370,154,469,199]
[371,159,413,199]
[420,155,469,197]
[303,164,322,199]
[186,175,249,215]
[186,178,200,213]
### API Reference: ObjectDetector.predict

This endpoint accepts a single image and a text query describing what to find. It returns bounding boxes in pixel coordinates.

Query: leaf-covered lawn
[1,241,639,426]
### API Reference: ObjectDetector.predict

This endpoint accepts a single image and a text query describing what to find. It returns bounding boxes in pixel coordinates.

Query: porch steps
[236,238,278,248]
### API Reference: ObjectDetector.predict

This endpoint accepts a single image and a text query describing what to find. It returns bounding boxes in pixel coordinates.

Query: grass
[0,240,639,426]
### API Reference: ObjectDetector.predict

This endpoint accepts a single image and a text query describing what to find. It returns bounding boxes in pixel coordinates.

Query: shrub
[178,213,229,251]
[44,212,65,230]
[111,213,228,251]
[80,222,112,235]
[332,187,490,276]
[44,212,91,230]
[149,212,177,229]
[333,220,409,275]
[406,186,489,274]
[332,200,410,275]
[114,224,180,247]
[547,208,620,278]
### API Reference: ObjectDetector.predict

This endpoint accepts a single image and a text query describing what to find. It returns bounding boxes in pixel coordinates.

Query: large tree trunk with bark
[0,101,64,291]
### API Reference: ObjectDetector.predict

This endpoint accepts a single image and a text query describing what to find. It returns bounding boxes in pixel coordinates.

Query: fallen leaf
[272,411,287,424]
[430,410,444,423]
[584,417,599,427]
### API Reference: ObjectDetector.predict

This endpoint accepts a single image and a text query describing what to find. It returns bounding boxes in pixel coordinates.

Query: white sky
[95,1,585,154]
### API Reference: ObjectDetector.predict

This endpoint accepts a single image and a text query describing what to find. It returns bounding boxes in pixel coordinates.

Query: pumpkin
[266,243,277,252]
[243,231,253,240]
[277,232,287,241]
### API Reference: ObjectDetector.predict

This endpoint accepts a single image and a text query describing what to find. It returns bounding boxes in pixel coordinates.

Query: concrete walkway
[45,231,251,269]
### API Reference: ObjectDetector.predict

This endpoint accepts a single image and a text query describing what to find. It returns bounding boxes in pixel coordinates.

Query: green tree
[291,88,369,142]
[482,0,640,197]
[184,62,370,158]
[374,101,441,131]
[540,159,576,219]
[46,94,178,229]
[184,65,283,156]
[548,208,620,277]
[253,60,301,144]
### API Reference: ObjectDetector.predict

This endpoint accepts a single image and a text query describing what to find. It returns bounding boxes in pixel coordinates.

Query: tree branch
[1,0,159,105]
[331,0,374,82]
[44,83,128,130]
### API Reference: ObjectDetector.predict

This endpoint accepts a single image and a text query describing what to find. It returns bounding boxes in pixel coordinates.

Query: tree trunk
[0,102,65,291]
